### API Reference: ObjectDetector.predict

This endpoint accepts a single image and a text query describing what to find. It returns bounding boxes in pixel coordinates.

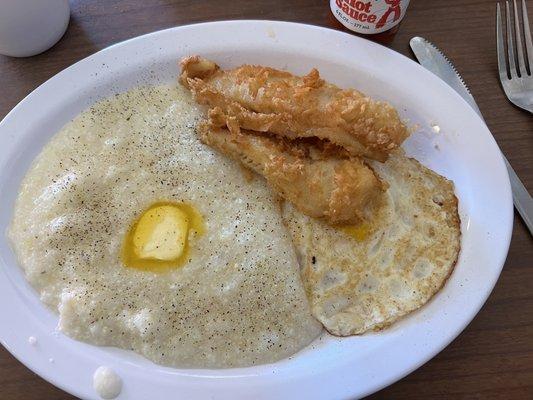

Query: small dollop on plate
[93,366,122,400]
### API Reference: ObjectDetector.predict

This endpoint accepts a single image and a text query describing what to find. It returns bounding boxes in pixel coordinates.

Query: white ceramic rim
[0,21,513,400]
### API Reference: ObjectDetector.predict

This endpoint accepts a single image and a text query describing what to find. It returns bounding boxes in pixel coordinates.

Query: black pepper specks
[10,84,320,369]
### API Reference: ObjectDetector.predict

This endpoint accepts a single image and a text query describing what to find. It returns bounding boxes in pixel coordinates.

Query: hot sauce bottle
[329,0,411,43]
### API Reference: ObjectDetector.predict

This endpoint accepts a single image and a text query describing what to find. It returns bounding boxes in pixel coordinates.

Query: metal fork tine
[506,1,518,76]
[513,0,527,75]
[522,0,533,73]
[497,1,533,113]
[497,3,510,79]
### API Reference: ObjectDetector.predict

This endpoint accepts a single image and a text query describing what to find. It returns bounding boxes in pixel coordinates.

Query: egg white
[283,151,461,336]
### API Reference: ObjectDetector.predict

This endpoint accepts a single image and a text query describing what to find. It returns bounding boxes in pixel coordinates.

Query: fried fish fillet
[198,120,385,225]
[180,56,409,161]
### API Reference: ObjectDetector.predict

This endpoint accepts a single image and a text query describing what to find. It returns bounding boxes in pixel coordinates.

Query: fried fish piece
[198,120,385,225]
[181,56,409,161]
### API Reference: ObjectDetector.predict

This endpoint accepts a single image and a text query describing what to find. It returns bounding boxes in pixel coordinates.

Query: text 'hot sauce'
[329,0,411,42]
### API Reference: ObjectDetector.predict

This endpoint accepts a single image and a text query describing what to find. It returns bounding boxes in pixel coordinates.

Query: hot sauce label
[330,0,411,34]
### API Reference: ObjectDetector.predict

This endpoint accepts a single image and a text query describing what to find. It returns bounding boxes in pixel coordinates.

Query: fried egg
[282,151,461,335]
[8,84,321,368]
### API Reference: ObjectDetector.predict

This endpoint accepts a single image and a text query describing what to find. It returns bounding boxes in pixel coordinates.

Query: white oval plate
[0,21,513,400]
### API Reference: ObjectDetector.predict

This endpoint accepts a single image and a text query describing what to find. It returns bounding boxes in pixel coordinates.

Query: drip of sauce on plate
[93,366,122,399]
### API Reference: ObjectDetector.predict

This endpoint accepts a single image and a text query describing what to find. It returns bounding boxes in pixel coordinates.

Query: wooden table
[1,1,531,399]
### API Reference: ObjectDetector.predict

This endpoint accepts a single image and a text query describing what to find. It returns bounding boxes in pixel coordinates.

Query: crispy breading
[198,121,385,225]
[180,56,409,161]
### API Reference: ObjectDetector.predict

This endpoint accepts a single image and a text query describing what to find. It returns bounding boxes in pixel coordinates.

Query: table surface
[1,0,532,399]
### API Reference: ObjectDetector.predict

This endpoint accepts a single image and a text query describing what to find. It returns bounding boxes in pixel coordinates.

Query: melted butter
[121,201,205,271]
[337,223,370,242]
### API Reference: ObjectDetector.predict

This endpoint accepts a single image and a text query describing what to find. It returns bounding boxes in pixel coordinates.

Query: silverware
[496,0,533,113]
[410,36,533,235]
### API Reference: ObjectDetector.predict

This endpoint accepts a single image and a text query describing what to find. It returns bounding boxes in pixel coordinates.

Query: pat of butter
[133,205,189,260]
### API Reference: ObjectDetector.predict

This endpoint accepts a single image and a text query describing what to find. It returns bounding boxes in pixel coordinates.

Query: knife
[410,36,533,236]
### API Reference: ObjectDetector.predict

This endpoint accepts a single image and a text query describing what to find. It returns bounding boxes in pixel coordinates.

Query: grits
[8,85,321,368]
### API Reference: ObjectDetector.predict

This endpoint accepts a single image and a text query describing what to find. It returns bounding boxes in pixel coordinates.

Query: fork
[496,0,533,112]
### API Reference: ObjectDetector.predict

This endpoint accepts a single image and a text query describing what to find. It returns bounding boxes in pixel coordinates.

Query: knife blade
[409,36,533,235]
[410,37,482,116]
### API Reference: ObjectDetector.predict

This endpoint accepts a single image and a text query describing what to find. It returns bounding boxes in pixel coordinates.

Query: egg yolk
[121,202,204,271]
[338,223,370,241]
